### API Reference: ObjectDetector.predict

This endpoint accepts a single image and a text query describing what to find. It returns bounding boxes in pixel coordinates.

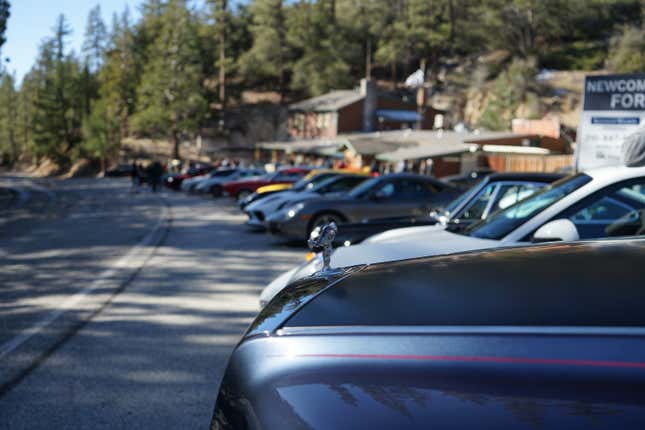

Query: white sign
[576,73,645,170]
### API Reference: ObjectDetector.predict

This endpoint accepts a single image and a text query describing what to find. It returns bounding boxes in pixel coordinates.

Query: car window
[564,179,645,239]
[319,176,365,193]
[397,180,438,199]
[376,182,396,199]
[460,183,496,220]
[491,183,542,213]
[466,174,592,240]
[348,177,381,198]
[212,169,236,177]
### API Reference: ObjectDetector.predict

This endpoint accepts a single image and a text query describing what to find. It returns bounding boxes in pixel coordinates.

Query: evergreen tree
[82,4,107,73]
[31,15,83,164]
[0,0,9,49]
[0,72,18,163]
[607,24,645,73]
[99,10,138,139]
[287,0,353,96]
[133,0,207,159]
[239,0,289,99]
[82,97,120,173]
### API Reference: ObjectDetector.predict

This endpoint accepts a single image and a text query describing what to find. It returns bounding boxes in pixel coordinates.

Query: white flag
[404,69,424,88]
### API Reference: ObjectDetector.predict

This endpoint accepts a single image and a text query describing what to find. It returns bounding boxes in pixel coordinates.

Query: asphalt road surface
[0,177,304,429]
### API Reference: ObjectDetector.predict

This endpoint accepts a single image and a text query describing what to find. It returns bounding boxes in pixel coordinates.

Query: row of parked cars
[201,154,645,428]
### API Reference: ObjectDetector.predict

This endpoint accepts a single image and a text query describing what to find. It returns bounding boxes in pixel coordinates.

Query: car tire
[236,189,252,202]
[308,213,342,240]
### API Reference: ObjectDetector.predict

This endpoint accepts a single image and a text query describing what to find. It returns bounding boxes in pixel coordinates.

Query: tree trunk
[172,131,180,160]
[218,0,227,109]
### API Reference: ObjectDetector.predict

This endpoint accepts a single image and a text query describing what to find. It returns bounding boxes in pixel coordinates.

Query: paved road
[0,179,304,429]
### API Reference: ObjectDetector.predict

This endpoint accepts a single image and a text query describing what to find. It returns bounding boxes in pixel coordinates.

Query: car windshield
[292,173,334,191]
[212,169,236,177]
[310,175,360,193]
[348,177,380,198]
[443,178,486,215]
[463,173,592,240]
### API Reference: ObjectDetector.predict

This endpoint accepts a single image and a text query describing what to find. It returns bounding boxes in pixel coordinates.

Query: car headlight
[286,202,305,218]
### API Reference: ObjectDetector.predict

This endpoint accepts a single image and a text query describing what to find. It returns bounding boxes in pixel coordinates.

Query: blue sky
[3,0,145,84]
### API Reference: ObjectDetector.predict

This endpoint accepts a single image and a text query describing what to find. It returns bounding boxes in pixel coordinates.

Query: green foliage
[287,0,354,96]
[82,5,107,73]
[238,0,289,93]
[82,97,120,160]
[0,72,18,163]
[132,0,207,157]
[29,16,86,165]
[607,25,645,73]
[478,58,540,131]
[4,0,645,167]
[0,0,9,49]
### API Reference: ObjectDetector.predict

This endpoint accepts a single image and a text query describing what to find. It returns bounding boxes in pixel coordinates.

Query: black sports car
[333,172,564,246]
[211,237,645,429]
[266,173,460,242]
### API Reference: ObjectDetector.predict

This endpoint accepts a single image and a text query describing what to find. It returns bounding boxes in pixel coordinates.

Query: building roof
[289,90,364,112]
[258,130,549,161]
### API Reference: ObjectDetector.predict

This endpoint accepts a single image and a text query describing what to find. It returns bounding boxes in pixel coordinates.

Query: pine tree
[133,0,207,159]
[239,0,289,100]
[82,97,120,173]
[287,0,354,96]
[0,0,9,50]
[100,9,139,139]
[31,15,83,164]
[0,72,18,163]
[82,5,107,73]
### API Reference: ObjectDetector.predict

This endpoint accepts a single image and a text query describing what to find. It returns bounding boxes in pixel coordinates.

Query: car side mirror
[532,219,580,243]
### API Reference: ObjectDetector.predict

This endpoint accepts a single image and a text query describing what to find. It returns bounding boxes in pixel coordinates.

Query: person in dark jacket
[147,161,164,193]
[130,161,140,192]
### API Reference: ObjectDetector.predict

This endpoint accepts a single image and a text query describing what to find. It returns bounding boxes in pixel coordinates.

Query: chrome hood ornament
[308,221,341,275]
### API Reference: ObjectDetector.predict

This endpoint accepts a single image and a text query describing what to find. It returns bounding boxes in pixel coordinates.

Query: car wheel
[236,189,252,202]
[308,213,342,240]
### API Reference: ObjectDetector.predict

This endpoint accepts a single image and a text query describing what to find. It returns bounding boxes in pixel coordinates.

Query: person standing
[147,161,164,193]
[130,161,140,192]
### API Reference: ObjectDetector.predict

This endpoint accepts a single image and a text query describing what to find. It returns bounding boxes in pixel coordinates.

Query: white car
[259,164,645,306]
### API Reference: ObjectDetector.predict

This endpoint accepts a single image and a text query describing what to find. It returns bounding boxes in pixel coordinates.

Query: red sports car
[222,168,310,201]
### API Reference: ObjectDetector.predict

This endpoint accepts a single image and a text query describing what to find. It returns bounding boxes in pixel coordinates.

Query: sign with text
[576,73,645,170]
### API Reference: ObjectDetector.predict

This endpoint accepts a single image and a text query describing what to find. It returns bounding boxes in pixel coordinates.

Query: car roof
[282,238,645,330]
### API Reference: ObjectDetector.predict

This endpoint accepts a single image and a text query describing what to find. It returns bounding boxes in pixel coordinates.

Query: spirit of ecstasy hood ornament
[308,221,340,275]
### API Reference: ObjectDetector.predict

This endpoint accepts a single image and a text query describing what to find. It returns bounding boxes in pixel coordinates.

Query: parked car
[212,237,645,430]
[164,165,214,190]
[442,168,495,189]
[222,167,311,202]
[193,168,265,197]
[265,173,460,242]
[333,172,564,246]
[245,174,369,229]
[260,164,645,306]
[181,168,236,192]
[239,170,345,210]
